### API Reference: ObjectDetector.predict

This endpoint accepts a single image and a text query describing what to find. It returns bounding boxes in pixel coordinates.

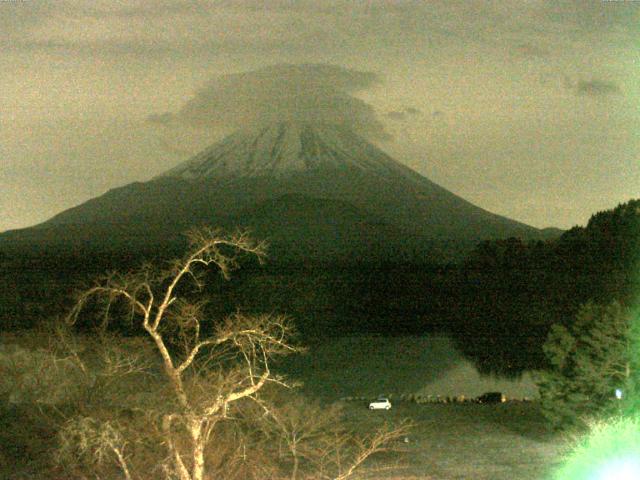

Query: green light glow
[554,202,640,478]
[592,457,640,480]
[553,416,640,480]
[555,309,640,479]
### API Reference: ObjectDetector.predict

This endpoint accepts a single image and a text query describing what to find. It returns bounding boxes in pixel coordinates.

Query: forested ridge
[451,199,640,375]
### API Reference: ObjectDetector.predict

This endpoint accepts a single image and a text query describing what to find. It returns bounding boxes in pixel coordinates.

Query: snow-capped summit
[161,121,414,181]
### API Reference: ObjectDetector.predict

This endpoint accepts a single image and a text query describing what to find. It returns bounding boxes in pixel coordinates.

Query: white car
[368,397,391,410]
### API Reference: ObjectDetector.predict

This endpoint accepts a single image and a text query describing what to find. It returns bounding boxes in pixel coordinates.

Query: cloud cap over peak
[149,63,388,139]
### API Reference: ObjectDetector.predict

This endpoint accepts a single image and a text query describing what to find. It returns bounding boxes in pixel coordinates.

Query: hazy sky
[2,0,639,233]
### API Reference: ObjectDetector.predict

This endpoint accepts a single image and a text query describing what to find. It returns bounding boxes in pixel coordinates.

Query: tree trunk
[190,420,206,480]
[291,446,299,480]
[290,437,300,480]
[162,415,191,480]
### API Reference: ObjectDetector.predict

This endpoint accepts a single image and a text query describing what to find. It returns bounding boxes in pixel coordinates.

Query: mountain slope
[159,121,540,242]
[0,121,546,261]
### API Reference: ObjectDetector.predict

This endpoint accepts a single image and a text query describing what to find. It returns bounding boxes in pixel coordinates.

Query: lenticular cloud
[148,64,388,139]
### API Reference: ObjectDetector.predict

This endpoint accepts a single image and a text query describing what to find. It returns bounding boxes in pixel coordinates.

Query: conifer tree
[536,301,638,429]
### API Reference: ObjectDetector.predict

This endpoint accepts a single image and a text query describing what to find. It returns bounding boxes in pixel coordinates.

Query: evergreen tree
[536,301,638,429]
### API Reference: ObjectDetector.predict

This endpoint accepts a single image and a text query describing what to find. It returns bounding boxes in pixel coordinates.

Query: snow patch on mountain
[161,121,416,181]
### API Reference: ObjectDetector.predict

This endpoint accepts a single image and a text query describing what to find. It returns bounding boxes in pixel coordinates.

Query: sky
[1,0,639,233]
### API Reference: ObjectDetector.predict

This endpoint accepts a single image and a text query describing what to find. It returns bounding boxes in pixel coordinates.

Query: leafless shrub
[0,340,87,405]
[252,391,412,480]
[56,417,133,480]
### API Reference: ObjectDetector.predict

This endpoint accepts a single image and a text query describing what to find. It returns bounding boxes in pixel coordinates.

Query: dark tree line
[2,199,638,379]
[448,199,640,375]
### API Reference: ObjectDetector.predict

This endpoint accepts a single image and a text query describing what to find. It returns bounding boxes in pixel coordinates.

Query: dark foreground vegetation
[1,230,411,480]
[0,386,564,480]
[0,199,638,478]
[2,199,638,374]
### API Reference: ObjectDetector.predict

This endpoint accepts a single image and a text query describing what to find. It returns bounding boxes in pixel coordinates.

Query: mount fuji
[1,121,547,262]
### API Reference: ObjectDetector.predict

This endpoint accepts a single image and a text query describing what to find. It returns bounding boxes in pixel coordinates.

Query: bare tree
[67,228,298,480]
[256,393,412,480]
[257,395,340,480]
[62,227,411,480]
[319,421,411,480]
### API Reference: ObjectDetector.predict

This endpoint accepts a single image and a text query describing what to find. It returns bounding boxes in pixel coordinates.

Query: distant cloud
[149,64,389,139]
[575,80,621,96]
[384,107,422,121]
